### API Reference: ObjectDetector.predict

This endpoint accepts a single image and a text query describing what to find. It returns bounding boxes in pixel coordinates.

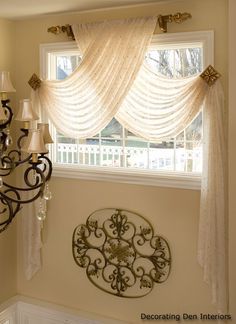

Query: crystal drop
[44,190,52,200]
[37,209,46,221]
[43,183,52,200]
[5,135,13,147]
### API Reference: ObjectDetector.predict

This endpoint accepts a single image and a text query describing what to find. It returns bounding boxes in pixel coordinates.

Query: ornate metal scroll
[48,24,75,40]
[158,12,192,33]
[200,65,221,86]
[47,13,191,40]
[72,208,171,298]
[28,73,41,90]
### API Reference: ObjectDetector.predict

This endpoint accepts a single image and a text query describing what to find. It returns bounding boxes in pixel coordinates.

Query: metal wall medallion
[72,208,171,298]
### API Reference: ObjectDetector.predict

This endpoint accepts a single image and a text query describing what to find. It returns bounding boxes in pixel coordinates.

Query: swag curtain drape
[116,64,208,140]
[29,17,227,313]
[36,17,157,138]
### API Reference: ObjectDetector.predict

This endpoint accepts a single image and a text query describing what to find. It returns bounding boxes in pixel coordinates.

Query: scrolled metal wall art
[72,208,171,298]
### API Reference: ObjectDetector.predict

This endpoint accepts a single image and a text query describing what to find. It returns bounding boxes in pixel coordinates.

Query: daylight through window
[44,32,213,179]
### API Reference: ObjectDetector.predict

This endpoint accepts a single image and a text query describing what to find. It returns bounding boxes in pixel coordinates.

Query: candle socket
[31,153,38,163]
[0,93,8,101]
[23,121,30,129]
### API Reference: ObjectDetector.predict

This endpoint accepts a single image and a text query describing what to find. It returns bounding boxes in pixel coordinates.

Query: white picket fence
[56,143,202,172]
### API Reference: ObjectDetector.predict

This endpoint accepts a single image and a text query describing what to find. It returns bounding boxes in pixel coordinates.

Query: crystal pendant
[0,177,3,189]
[37,209,46,222]
[43,183,52,200]
[5,129,13,147]
[37,198,47,221]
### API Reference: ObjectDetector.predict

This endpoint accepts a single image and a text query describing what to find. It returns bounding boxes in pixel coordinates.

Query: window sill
[52,164,201,190]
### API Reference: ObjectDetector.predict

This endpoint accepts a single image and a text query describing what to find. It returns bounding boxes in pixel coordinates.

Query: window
[40,31,213,189]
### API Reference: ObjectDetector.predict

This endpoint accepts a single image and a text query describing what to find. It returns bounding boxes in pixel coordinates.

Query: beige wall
[0,18,15,72]
[228,0,236,322]
[0,18,17,304]
[12,0,231,323]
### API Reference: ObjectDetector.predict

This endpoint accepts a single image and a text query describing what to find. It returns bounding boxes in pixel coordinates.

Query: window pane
[57,133,76,144]
[175,142,185,172]
[101,118,122,138]
[146,47,202,77]
[56,55,81,80]
[186,112,202,141]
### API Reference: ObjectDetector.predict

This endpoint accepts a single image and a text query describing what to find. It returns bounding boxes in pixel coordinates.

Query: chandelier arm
[3,151,31,166]
[0,152,31,177]
[3,181,43,192]
[38,154,53,182]
[0,100,13,130]
[0,73,54,234]
[0,169,12,176]
[24,165,43,187]
[0,185,44,205]
[0,190,21,233]
[1,164,46,204]
[1,162,46,191]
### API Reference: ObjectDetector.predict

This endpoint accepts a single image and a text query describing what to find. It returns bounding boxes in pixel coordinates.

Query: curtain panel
[28,16,227,313]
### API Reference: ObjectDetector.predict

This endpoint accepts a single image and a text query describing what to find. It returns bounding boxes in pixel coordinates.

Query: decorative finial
[158,12,192,33]
[48,24,75,40]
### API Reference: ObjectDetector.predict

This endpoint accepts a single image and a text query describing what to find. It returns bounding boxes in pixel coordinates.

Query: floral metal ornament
[200,65,221,86]
[28,73,42,90]
[72,208,171,298]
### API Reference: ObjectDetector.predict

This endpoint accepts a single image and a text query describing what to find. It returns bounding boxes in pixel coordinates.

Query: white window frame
[40,30,214,190]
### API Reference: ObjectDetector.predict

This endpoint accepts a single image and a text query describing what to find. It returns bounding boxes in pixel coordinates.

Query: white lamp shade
[15,99,39,121]
[0,71,16,93]
[21,129,48,154]
[37,123,54,144]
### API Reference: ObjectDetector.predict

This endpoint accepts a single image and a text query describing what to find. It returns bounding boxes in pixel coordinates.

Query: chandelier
[0,71,53,233]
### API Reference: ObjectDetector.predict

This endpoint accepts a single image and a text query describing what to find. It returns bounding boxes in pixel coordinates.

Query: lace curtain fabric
[29,17,227,313]
[22,199,42,280]
[198,81,227,312]
[116,63,208,140]
[36,17,157,138]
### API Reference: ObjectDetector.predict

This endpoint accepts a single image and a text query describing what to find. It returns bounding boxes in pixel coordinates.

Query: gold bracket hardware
[28,73,41,90]
[200,65,221,86]
[47,14,191,39]
[158,12,192,33]
[47,24,75,40]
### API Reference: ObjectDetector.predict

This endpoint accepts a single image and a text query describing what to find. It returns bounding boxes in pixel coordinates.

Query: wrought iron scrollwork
[72,208,171,298]
[0,99,52,233]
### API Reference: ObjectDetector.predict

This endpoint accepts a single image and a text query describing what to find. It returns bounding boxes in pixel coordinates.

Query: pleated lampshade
[15,99,39,121]
[37,123,54,144]
[21,129,48,154]
[0,71,16,93]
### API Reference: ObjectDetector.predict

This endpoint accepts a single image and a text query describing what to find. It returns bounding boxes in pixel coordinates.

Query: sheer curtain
[117,61,227,312]
[30,16,227,313]
[116,63,207,140]
[36,17,157,138]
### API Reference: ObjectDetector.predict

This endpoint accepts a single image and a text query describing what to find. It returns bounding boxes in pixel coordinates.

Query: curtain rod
[47,12,191,39]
